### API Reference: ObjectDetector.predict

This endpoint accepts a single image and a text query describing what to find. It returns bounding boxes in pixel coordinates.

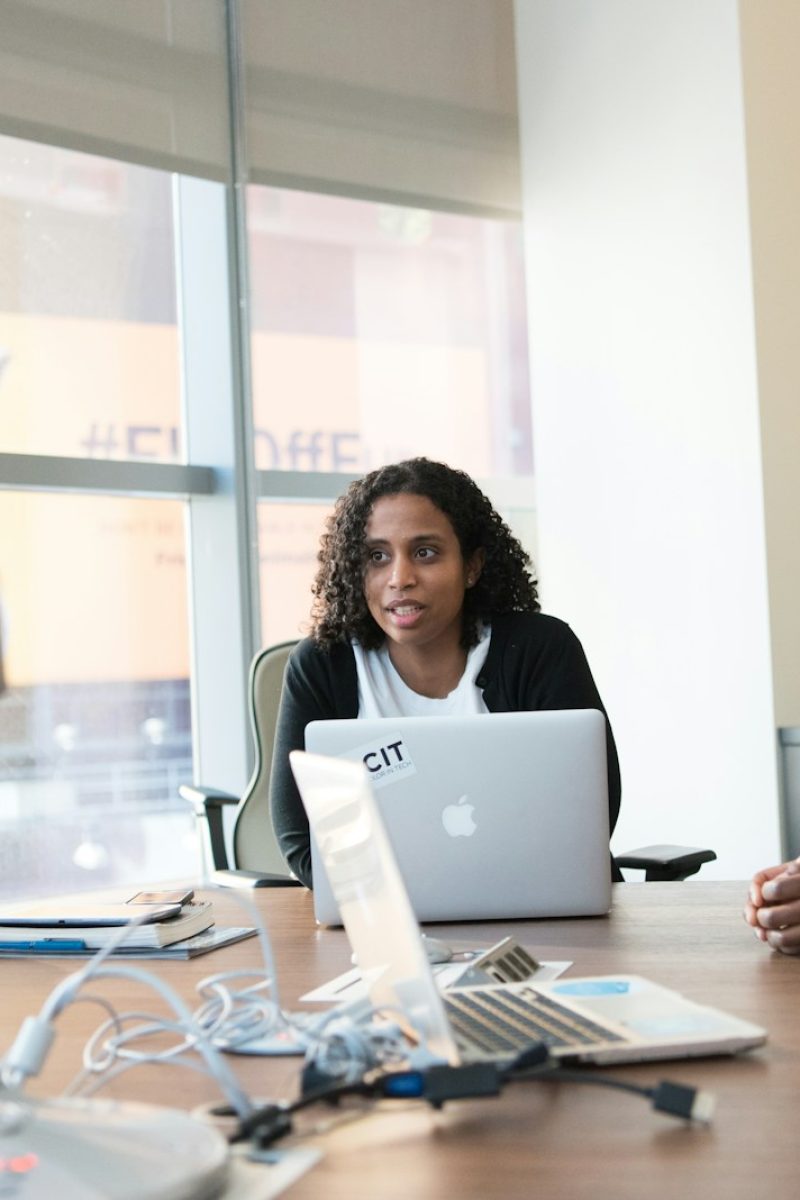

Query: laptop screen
[289,749,459,1064]
[305,709,611,925]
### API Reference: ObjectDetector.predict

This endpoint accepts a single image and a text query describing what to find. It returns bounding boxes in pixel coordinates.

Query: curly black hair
[310,458,539,650]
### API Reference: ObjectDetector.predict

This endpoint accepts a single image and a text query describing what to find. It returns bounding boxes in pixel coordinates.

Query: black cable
[230,1043,715,1148]
[509,1062,654,1100]
[501,1046,654,1100]
[230,1080,371,1145]
[504,1056,715,1122]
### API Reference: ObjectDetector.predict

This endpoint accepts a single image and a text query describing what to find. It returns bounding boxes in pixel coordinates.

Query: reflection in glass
[0,492,197,900]
[0,133,180,461]
[258,501,332,646]
[248,187,532,479]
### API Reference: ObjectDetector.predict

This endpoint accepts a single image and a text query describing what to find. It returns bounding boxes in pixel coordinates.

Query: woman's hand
[744,858,800,954]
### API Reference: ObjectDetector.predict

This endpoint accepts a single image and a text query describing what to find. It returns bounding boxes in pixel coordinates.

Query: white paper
[300,959,572,1004]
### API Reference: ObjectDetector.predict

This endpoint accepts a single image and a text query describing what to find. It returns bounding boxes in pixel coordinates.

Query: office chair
[182,638,715,887]
[180,640,302,887]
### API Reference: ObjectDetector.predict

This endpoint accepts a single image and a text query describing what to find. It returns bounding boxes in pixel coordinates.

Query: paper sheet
[226,1145,321,1198]
[300,959,572,1004]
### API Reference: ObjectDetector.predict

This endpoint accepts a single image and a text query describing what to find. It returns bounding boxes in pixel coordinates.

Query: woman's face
[362,492,482,657]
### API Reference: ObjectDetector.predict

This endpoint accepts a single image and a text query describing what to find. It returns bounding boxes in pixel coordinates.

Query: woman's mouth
[386,603,424,628]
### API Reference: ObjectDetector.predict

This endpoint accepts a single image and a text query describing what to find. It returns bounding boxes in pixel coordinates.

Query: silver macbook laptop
[290,750,766,1066]
[305,710,611,925]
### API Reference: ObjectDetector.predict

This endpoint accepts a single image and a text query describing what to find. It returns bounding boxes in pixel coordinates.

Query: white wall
[514,0,781,878]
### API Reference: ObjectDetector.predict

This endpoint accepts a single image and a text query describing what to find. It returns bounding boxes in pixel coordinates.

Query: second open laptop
[289,750,766,1067]
[305,709,611,926]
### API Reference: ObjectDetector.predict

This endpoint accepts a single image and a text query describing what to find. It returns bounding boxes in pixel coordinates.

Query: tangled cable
[1,885,418,1116]
[70,966,409,1095]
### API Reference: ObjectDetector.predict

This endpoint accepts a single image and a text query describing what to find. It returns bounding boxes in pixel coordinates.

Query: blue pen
[0,939,88,952]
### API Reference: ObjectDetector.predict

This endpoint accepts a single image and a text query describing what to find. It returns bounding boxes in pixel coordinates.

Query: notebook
[289,750,766,1066]
[0,899,183,927]
[305,710,611,925]
[0,902,214,948]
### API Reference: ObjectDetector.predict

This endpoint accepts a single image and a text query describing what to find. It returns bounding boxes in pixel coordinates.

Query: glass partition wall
[0,0,533,898]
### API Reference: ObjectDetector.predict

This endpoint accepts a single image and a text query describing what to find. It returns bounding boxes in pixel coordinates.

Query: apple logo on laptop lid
[441,795,477,838]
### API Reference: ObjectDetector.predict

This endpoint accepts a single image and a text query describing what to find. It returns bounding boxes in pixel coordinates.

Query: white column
[513,0,781,877]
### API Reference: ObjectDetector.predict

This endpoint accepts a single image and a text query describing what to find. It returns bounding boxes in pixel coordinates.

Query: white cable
[183,889,423,1079]
[71,1049,230,1101]
[38,907,158,1024]
[83,1010,197,1068]
[0,916,148,1092]
[301,1005,414,1083]
[67,963,254,1116]
[1,882,420,1118]
[1,921,255,1119]
[182,888,402,1067]
[193,968,286,1049]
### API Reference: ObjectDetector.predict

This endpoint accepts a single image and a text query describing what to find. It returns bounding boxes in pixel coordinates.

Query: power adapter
[377,1062,502,1108]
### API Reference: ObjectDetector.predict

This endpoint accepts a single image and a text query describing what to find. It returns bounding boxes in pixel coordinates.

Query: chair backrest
[231,639,299,873]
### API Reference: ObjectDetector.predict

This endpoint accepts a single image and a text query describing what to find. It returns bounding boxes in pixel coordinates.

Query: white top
[353,625,491,718]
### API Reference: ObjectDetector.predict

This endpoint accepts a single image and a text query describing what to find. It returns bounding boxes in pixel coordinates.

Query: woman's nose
[389,554,416,588]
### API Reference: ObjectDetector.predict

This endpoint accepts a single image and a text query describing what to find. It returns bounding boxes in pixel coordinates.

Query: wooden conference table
[1,881,798,1198]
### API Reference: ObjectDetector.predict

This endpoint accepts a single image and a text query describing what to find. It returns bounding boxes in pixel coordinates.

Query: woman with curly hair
[270,458,620,887]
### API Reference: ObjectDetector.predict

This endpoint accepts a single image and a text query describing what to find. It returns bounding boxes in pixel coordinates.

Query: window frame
[0,2,537,885]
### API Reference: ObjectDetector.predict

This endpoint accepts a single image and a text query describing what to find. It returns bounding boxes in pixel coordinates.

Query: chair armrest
[179,784,238,871]
[178,784,302,886]
[179,783,239,814]
[615,844,717,882]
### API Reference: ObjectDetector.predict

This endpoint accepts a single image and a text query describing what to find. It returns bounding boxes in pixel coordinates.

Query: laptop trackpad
[549,976,740,1037]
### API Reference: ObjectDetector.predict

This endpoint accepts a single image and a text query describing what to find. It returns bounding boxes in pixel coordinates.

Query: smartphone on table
[126,888,194,906]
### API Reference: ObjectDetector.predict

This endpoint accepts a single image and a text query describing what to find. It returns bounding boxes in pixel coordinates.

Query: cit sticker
[342,735,417,790]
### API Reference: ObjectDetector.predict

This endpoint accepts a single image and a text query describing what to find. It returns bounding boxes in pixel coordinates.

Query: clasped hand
[744,858,800,955]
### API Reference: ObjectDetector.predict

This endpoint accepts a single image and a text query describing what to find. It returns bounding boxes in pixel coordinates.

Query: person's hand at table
[744,858,800,954]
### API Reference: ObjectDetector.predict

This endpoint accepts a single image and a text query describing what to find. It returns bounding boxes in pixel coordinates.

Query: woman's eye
[416,547,436,560]
[368,549,388,564]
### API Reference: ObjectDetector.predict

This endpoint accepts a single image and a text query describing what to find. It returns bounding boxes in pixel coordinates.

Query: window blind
[0,0,231,180]
[240,0,521,217]
[0,0,521,215]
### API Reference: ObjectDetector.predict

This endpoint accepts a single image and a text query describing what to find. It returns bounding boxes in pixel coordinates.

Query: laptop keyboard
[444,985,628,1058]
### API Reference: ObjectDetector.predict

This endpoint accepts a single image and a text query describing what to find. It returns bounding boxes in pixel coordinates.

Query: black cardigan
[270,612,622,887]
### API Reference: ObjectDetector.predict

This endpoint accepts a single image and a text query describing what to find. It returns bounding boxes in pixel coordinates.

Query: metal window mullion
[224,0,260,652]
[175,173,253,801]
[0,453,214,497]
[254,469,359,502]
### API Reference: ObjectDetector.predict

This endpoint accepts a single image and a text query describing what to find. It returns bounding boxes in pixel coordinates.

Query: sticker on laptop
[553,980,632,997]
[341,735,417,790]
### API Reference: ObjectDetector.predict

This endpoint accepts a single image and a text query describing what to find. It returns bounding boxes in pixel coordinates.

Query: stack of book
[0,898,256,959]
